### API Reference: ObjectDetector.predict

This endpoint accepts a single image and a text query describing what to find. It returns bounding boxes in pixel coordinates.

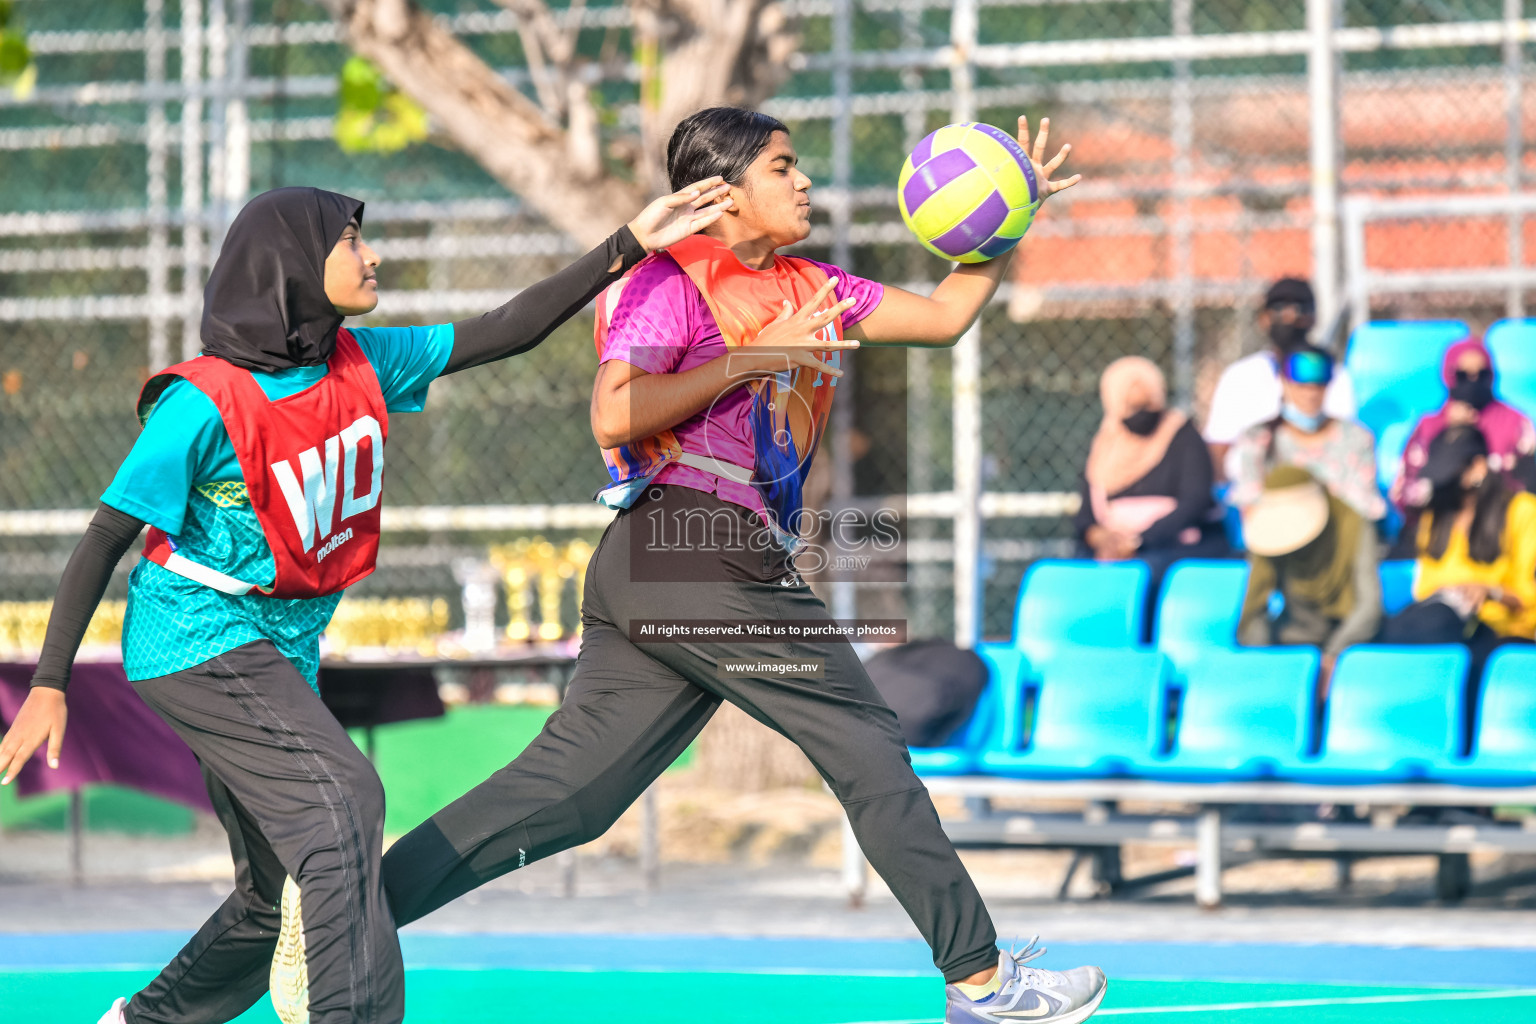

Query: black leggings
[127,641,402,1024]
[381,485,1000,982]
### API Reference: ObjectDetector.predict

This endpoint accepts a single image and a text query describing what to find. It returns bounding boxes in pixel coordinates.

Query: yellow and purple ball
[897,122,1039,264]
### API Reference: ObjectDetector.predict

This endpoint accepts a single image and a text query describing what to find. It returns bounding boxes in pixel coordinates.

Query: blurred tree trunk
[694,702,820,792]
[318,0,797,247]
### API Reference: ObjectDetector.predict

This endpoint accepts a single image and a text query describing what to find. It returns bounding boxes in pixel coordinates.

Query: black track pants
[382,486,999,982]
[126,641,403,1024]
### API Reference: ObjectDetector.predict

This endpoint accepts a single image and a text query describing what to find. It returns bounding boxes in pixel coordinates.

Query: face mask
[1269,320,1311,354]
[1281,402,1327,433]
[1122,408,1163,436]
[1450,369,1495,411]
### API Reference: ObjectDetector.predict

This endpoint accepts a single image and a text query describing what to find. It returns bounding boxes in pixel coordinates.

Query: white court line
[844,986,1536,1024]
[1091,987,1536,1015]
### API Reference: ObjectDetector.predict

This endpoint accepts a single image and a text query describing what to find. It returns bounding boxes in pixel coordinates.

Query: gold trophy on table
[491,538,535,643]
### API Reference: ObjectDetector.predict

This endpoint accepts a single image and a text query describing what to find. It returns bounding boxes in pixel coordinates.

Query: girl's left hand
[1018,115,1082,204]
[627,177,735,253]
[0,686,67,785]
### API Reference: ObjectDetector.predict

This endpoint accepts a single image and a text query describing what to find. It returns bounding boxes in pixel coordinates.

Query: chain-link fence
[3,0,1533,646]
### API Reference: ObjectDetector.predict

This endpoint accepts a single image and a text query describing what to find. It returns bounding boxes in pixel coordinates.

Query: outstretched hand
[1018,114,1081,205]
[0,686,66,785]
[627,177,736,253]
[737,277,860,380]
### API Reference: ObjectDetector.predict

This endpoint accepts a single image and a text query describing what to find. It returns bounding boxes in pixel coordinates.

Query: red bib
[136,329,389,598]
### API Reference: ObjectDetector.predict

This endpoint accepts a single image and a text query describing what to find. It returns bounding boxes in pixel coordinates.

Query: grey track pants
[382,485,999,982]
[127,641,403,1024]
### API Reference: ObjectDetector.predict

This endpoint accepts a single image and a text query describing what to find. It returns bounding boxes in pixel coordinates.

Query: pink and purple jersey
[598,250,883,518]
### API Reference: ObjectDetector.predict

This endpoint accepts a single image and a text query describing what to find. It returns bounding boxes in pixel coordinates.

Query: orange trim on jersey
[590,234,845,524]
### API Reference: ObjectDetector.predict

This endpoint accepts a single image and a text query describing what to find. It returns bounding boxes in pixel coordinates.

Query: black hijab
[200,187,365,372]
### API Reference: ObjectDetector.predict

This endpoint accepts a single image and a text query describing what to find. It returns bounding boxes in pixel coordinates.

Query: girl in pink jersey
[375,108,1104,1024]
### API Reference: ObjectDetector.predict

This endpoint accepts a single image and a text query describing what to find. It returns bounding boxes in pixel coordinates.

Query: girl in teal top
[0,179,732,1024]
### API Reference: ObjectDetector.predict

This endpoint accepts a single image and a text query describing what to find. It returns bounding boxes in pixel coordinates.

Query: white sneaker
[270,875,309,1024]
[96,998,127,1024]
[945,940,1107,1024]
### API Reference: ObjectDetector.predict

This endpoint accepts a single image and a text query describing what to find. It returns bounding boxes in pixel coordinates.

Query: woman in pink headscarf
[1392,337,1536,512]
[1075,357,1228,593]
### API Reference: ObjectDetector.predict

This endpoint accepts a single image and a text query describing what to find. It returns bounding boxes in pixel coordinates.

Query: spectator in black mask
[1075,356,1227,624]
[1203,278,1357,481]
[1391,335,1535,513]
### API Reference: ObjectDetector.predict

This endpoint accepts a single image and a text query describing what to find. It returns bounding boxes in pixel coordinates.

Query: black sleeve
[443,225,648,374]
[30,504,145,693]
[1138,422,1216,549]
[1072,471,1096,538]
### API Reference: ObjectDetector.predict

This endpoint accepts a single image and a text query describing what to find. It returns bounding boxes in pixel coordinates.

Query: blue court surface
[3,931,1533,1022]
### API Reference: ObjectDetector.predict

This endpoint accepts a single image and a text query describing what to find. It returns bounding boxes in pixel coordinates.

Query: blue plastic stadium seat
[1373,419,1414,493]
[1139,647,1318,781]
[1154,560,1249,672]
[1346,320,1469,440]
[979,648,1168,779]
[1431,647,1536,785]
[1484,319,1536,420]
[1378,560,1417,616]
[1008,560,1150,667]
[908,645,1014,777]
[1285,645,1468,782]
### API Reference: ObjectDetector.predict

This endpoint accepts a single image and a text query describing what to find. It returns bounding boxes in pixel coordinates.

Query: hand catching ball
[898,122,1040,264]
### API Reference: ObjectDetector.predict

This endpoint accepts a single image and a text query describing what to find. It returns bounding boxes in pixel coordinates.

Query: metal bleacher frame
[840,558,1536,910]
[919,776,1536,908]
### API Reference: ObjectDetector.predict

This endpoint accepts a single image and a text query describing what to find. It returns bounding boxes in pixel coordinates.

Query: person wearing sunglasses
[1202,278,1357,481]
[1228,345,1385,523]
[1391,336,1535,513]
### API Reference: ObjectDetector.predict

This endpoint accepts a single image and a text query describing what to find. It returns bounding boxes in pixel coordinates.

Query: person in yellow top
[1379,424,1536,749]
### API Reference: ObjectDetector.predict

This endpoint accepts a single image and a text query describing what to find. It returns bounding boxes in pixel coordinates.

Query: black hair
[1264,276,1315,313]
[1425,467,1511,563]
[667,107,790,192]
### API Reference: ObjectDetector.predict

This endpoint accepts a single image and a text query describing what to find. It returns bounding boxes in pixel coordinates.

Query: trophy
[325,597,449,655]
[564,539,595,638]
[452,558,500,653]
[532,539,564,642]
[489,536,601,645]
[490,539,534,642]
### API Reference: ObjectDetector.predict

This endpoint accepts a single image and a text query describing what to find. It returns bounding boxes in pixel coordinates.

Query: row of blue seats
[1348,319,1536,486]
[976,559,1413,676]
[911,561,1536,786]
[915,643,1536,785]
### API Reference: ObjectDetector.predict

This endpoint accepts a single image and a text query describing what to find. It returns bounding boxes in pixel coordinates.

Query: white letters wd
[271,435,340,553]
[340,415,384,522]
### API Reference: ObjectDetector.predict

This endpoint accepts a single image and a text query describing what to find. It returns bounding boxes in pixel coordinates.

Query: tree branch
[318,0,797,244]
[633,0,797,191]
[321,0,644,246]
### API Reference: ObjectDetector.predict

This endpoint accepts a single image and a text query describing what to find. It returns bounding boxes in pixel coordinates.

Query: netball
[898,121,1041,263]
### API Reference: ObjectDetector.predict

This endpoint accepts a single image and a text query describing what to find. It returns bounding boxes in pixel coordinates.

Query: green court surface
[7,968,1536,1022]
[5,934,1533,1022]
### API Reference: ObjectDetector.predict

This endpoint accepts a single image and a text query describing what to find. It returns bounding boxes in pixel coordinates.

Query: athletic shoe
[270,875,309,1024]
[945,938,1107,1023]
[96,997,127,1024]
